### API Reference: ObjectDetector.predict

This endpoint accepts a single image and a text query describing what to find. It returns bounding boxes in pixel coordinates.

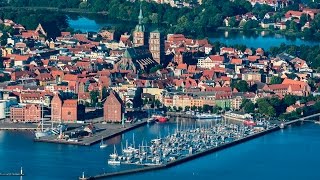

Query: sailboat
[99,137,107,149]
[35,101,52,138]
[109,145,118,159]
[108,145,120,165]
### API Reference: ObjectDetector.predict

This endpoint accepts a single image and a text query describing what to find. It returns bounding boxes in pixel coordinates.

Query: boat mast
[133,133,135,148]
[41,97,44,132]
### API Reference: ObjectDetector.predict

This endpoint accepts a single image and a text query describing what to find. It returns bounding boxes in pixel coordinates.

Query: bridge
[284,113,320,126]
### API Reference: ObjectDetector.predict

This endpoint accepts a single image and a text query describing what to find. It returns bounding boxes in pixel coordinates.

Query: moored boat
[152,115,168,123]
[99,137,107,149]
[196,113,222,120]
[147,117,156,124]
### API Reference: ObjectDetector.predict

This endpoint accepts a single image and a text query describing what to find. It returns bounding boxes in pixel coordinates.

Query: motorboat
[100,137,107,149]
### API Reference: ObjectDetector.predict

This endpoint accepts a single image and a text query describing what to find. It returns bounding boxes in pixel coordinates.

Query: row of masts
[108,119,272,166]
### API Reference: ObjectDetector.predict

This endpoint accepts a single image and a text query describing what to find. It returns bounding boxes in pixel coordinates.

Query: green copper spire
[138,3,143,25]
[134,2,145,32]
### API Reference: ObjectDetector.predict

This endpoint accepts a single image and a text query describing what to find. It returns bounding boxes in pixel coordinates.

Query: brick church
[116,5,164,73]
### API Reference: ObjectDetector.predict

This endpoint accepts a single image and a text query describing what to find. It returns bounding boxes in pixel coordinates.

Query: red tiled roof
[209,55,224,62]
[63,74,78,81]
[230,58,242,65]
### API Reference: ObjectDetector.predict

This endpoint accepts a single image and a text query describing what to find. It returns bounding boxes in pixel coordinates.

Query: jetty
[0,123,37,130]
[35,119,148,146]
[0,167,24,176]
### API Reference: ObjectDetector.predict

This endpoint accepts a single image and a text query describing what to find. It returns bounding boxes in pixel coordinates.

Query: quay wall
[35,120,147,146]
[84,121,148,146]
[89,126,280,179]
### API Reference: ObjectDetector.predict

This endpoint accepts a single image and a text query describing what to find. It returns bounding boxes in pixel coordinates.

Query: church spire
[138,3,143,25]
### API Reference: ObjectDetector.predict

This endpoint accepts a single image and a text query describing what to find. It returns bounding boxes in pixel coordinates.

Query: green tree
[256,98,272,116]
[243,101,255,113]
[173,106,177,111]
[154,99,161,108]
[300,13,308,27]
[284,95,297,106]
[185,106,190,111]
[203,104,212,113]
[149,13,159,24]
[228,17,237,27]
[0,54,3,69]
[234,80,249,92]
[240,99,250,109]
[102,86,108,100]
[178,106,183,112]
[266,106,276,117]
[270,76,283,84]
[191,105,197,111]
[90,90,99,106]
[289,21,299,32]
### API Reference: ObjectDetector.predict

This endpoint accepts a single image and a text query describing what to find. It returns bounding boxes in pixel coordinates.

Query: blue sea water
[0,122,320,180]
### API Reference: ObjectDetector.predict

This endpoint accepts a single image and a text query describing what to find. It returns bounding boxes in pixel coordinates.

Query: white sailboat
[35,99,52,138]
[108,145,120,165]
[99,137,107,149]
[109,145,118,159]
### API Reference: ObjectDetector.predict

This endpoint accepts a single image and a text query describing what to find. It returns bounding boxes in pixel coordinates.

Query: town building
[103,91,124,122]
[10,104,41,122]
[51,93,84,122]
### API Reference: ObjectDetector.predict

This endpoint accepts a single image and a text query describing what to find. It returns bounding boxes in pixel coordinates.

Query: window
[68,111,71,115]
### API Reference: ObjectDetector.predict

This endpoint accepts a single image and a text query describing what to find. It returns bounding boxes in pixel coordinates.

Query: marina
[107,121,273,167]
[80,119,277,179]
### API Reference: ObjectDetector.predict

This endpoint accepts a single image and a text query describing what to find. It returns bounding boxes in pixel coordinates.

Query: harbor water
[0,120,320,180]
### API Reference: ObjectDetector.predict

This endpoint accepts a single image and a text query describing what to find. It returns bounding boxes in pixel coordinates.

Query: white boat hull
[100,144,107,149]
[108,160,120,165]
[35,130,52,138]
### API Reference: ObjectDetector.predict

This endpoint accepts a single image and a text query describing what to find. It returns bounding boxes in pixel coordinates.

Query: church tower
[133,4,146,47]
[149,29,163,64]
